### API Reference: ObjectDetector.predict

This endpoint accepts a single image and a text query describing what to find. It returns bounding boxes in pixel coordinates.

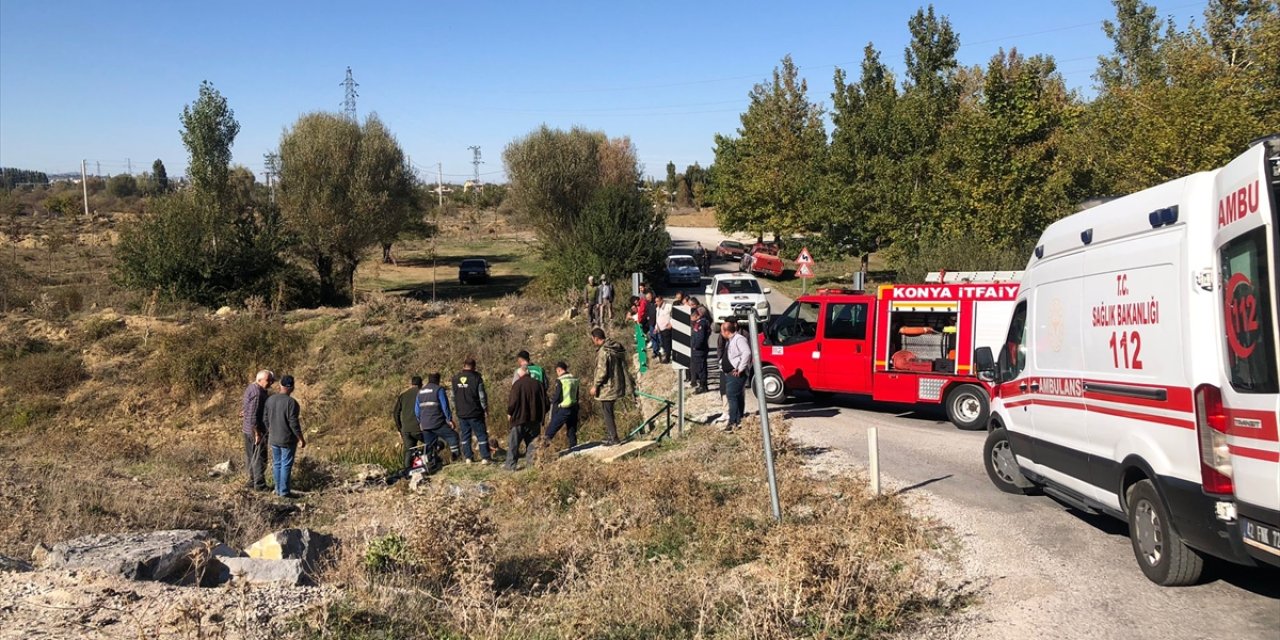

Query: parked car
[665,254,702,286]
[458,258,490,284]
[715,240,746,261]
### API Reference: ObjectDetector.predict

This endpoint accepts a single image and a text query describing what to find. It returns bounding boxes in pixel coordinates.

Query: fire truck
[757,272,1021,430]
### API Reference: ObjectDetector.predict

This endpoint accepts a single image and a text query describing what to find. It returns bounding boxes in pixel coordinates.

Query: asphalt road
[666,226,1280,640]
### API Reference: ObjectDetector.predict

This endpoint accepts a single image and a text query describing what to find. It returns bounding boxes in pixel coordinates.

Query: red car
[715,240,746,261]
[740,249,785,278]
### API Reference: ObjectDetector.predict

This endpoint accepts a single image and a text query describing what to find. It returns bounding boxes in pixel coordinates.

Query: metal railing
[629,391,675,442]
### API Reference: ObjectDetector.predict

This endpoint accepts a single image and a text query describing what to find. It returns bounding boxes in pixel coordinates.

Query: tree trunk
[315,253,337,306]
[382,243,393,264]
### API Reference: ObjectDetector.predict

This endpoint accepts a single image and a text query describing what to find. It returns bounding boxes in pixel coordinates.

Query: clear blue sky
[0,0,1208,182]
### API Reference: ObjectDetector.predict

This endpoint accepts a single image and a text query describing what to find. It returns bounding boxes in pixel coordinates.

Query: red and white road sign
[797,263,815,279]
[796,247,814,264]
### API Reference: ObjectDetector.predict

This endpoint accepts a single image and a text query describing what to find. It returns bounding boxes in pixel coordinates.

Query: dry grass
[667,207,719,228]
[308,421,958,639]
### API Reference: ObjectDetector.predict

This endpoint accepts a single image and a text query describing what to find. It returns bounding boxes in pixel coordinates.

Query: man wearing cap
[264,375,305,498]
[545,361,580,449]
[392,375,424,472]
[238,370,274,491]
[416,373,461,470]
[452,358,492,464]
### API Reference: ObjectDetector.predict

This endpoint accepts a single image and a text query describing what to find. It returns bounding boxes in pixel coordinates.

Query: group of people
[239,370,306,497]
[582,275,615,328]
[628,284,754,433]
[388,330,634,472]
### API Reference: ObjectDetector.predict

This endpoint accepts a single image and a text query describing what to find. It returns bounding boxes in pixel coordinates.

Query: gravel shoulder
[785,400,1280,640]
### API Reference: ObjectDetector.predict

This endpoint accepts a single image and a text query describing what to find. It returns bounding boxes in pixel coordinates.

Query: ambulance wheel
[983,428,1036,494]
[761,366,786,403]
[946,384,989,430]
[1126,479,1205,586]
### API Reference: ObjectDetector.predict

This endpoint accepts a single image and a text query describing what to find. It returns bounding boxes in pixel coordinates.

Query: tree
[277,112,418,305]
[1097,0,1166,89]
[152,159,169,193]
[180,81,240,211]
[665,161,678,203]
[823,44,904,272]
[504,126,665,288]
[712,55,827,239]
[107,174,138,198]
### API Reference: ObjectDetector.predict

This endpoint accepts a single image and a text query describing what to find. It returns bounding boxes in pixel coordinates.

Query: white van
[976,136,1279,585]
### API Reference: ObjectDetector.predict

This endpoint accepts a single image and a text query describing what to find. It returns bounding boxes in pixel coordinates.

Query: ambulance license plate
[1240,517,1280,555]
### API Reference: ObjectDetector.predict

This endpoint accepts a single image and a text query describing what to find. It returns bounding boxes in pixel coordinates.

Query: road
[667,226,1280,640]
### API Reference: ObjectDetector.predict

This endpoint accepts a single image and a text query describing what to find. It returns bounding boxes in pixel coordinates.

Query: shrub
[79,315,125,342]
[1,349,87,396]
[151,316,306,394]
[364,534,411,573]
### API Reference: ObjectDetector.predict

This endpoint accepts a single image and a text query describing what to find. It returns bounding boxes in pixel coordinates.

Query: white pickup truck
[704,273,771,324]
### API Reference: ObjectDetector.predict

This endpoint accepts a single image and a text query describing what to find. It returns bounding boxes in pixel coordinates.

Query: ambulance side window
[825,303,868,340]
[1001,301,1029,382]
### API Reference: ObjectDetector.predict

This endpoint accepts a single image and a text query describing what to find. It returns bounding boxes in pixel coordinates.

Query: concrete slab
[567,439,659,463]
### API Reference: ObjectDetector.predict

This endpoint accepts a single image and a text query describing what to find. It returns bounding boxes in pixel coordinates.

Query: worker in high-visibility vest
[545,361,581,449]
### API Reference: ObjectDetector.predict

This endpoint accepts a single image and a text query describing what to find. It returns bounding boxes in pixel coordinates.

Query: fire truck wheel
[946,384,989,430]
[982,428,1037,494]
[1126,479,1205,586]
[761,366,786,403]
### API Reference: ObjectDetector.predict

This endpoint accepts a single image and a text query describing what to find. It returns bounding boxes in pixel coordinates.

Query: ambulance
[757,273,1019,430]
[976,135,1279,585]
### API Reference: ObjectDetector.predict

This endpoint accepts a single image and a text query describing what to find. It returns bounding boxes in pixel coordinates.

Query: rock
[408,472,429,492]
[346,463,388,488]
[0,554,33,572]
[31,542,50,565]
[217,557,305,587]
[41,530,214,584]
[543,332,559,348]
[246,528,330,573]
[445,483,496,499]
[214,306,233,317]
[208,459,233,477]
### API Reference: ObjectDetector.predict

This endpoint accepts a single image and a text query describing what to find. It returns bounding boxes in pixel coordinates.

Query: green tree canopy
[712,55,827,239]
[277,112,418,305]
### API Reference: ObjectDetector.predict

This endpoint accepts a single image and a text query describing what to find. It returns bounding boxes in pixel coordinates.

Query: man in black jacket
[265,375,306,498]
[417,373,462,469]
[690,305,711,394]
[392,375,423,472]
[452,358,492,464]
[505,366,548,470]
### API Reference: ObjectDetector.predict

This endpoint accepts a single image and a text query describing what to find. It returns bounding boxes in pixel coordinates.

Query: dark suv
[458,258,490,284]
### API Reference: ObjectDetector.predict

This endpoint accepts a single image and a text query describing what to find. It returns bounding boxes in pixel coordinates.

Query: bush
[79,315,125,342]
[1,349,87,396]
[151,316,306,394]
[363,534,411,573]
[889,229,1034,283]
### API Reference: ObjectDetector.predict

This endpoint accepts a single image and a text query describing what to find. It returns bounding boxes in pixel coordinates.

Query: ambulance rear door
[1214,138,1280,565]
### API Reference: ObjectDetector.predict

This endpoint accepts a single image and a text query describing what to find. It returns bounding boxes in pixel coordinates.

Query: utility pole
[95,161,100,177]
[126,158,132,174]
[433,162,443,302]
[80,160,89,217]
[467,146,482,184]
[341,67,359,122]
[436,163,444,207]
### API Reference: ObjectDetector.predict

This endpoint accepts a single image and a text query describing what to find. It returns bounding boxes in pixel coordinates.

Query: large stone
[41,530,214,584]
[0,554,32,572]
[245,528,329,572]
[216,557,305,586]
[208,459,233,477]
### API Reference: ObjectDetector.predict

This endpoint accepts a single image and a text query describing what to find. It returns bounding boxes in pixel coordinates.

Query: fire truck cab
[757,275,1020,430]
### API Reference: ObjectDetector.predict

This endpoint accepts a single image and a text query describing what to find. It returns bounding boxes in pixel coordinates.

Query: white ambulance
[976,135,1279,585]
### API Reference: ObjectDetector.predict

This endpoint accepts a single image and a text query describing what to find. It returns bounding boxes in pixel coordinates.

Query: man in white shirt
[655,295,674,364]
[720,320,752,431]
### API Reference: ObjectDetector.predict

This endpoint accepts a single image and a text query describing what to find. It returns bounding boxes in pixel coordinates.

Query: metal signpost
[670,305,692,437]
[746,310,782,522]
[796,247,815,296]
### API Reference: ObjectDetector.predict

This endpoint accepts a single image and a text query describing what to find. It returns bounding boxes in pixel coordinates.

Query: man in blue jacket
[416,372,462,469]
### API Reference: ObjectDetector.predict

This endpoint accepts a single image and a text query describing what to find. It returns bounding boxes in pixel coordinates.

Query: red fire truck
[757,274,1020,429]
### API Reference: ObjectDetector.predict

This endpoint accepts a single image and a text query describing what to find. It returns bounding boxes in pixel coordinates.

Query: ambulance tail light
[1194,384,1233,496]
